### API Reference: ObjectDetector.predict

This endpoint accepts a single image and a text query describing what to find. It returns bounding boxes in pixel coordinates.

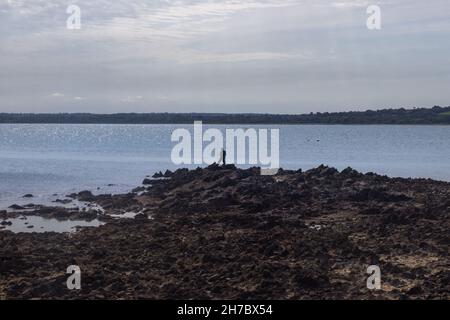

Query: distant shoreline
[1,106,450,125]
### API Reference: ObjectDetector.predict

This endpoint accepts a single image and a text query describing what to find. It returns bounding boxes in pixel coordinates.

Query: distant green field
[439,112,450,116]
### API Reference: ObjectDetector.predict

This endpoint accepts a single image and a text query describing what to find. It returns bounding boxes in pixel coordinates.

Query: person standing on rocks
[219,148,226,165]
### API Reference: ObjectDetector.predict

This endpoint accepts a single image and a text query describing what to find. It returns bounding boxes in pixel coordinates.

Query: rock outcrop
[0,165,449,299]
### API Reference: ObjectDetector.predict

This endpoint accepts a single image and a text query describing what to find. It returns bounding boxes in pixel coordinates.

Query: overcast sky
[1,0,449,114]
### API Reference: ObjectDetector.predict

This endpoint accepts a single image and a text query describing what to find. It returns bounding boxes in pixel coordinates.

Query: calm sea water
[1,124,450,209]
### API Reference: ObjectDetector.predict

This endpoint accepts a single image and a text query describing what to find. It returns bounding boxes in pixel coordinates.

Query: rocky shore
[0,165,449,299]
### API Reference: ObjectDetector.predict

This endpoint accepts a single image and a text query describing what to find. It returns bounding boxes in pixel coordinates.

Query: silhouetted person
[219,148,226,165]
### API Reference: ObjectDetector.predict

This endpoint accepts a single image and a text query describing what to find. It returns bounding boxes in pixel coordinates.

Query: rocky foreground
[0,165,449,299]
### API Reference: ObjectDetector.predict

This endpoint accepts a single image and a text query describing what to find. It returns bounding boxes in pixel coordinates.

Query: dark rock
[341,167,360,177]
[134,213,147,220]
[0,165,448,300]
[319,166,338,177]
[53,199,72,204]
[67,190,95,201]
[406,286,423,295]
[142,178,153,185]
[293,271,329,289]
[152,171,164,178]
[132,186,145,193]
[360,207,381,215]
[9,204,25,210]
[163,170,173,178]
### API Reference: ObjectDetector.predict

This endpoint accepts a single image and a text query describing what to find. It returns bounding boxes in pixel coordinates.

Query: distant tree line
[1,106,450,124]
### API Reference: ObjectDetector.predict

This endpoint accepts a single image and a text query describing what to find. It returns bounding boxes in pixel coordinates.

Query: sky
[0,0,449,114]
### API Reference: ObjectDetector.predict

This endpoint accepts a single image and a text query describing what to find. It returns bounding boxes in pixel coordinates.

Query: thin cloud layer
[0,0,449,113]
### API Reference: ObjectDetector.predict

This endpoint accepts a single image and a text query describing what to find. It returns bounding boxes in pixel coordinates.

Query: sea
[1,124,450,210]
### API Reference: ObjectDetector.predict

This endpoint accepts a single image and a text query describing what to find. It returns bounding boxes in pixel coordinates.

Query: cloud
[1,0,450,113]
[50,92,64,97]
[121,95,144,103]
[331,0,371,8]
